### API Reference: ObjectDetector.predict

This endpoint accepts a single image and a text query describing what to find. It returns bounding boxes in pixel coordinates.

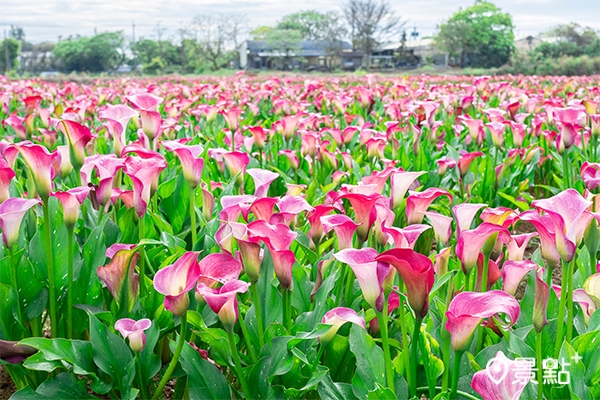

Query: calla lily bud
[0,198,41,248]
[320,307,366,345]
[115,318,152,353]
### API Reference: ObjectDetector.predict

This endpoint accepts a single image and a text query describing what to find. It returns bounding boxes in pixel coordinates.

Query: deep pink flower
[531,189,593,262]
[126,93,164,142]
[59,120,94,172]
[196,280,250,328]
[376,248,434,318]
[458,115,484,142]
[533,267,549,332]
[471,351,531,400]
[219,107,242,132]
[581,162,600,191]
[97,244,139,312]
[485,121,505,148]
[334,248,389,312]
[307,204,334,245]
[123,155,167,217]
[17,143,57,201]
[246,126,267,149]
[197,252,242,288]
[222,151,250,182]
[114,318,152,352]
[337,192,381,241]
[52,187,91,229]
[382,224,431,249]
[272,195,313,225]
[162,140,205,188]
[446,290,520,351]
[456,223,510,273]
[0,198,41,248]
[247,220,297,289]
[153,252,201,316]
[553,286,597,325]
[247,168,279,198]
[406,188,452,224]
[321,214,360,250]
[458,151,484,177]
[437,157,457,175]
[320,307,366,344]
[0,161,15,203]
[99,104,138,155]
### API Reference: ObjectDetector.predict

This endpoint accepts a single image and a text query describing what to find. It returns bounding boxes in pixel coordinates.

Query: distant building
[239,40,364,71]
[514,36,543,54]
[373,38,448,68]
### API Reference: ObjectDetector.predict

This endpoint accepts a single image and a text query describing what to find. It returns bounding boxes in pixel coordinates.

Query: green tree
[135,38,181,73]
[53,32,126,73]
[277,10,331,41]
[265,28,303,69]
[535,23,600,58]
[1,38,21,72]
[436,0,514,68]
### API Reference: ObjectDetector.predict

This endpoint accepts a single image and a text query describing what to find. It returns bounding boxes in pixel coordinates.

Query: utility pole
[4,30,11,73]
[132,20,137,75]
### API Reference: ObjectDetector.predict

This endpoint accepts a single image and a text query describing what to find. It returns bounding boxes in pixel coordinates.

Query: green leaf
[11,372,99,399]
[572,330,600,387]
[559,341,590,400]
[88,313,135,397]
[178,341,232,400]
[317,370,358,400]
[348,324,385,399]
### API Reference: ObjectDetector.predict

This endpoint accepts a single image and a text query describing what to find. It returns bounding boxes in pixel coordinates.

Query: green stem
[536,330,543,400]
[8,246,24,327]
[189,185,197,249]
[409,317,422,398]
[377,305,395,393]
[562,148,570,189]
[478,252,490,292]
[237,310,257,363]
[227,327,251,399]
[43,202,58,338]
[545,262,555,287]
[67,228,74,339]
[311,344,326,372]
[464,269,471,292]
[250,283,265,348]
[343,265,355,305]
[136,353,151,400]
[151,313,188,400]
[397,294,411,388]
[450,351,464,400]
[566,256,574,342]
[420,328,436,400]
[139,215,146,297]
[282,288,291,331]
[441,280,453,393]
[554,259,569,359]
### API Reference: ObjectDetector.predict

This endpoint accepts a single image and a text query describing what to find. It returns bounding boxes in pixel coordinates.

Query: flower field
[1,73,600,400]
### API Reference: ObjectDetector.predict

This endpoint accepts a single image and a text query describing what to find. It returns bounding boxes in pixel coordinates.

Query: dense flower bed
[0,73,599,399]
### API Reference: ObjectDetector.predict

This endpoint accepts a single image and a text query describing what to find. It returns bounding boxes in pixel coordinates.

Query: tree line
[3,0,600,75]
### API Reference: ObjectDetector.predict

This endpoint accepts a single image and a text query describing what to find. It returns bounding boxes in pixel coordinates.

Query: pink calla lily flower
[97,244,139,312]
[422,211,453,245]
[506,232,538,261]
[389,171,424,208]
[406,188,452,224]
[382,223,431,249]
[123,155,167,217]
[458,151,484,177]
[99,104,138,155]
[154,252,201,316]
[501,260,538,296]
[0,161,15,204]
[196,280,250,328]
[376,248,434,318]
[0,197,41,248]
[17,142,57,201]
[247,168,279,198]
[472,351,531,400]
[222,151,250,182]
[307,205,334,245]
[517,211,562,267]
[446,290,520,351]
[197,252,242,288]
[114,318,152,353]
[321,214,360,250]
[81,155,125,207]
[531,189,593,262]
[52,187,91,230]
[320,307,366,344]
[334,248,389,312]
[456,223,511,273]
[452,203,487,238]
[126,93,164,142]
[162,140,205,189]
[553,285,597,325]
[338,192,381,242]
[59,120,94,172]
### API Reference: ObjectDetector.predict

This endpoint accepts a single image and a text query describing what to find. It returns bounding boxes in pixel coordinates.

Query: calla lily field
[1,73,600,400]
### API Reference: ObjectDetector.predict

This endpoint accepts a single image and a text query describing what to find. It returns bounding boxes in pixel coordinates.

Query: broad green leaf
[348,324,385,399]
[177,340,232,400]
[11,373,98,399]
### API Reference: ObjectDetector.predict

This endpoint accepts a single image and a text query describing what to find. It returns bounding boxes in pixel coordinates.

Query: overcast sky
[1,0,599,44]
